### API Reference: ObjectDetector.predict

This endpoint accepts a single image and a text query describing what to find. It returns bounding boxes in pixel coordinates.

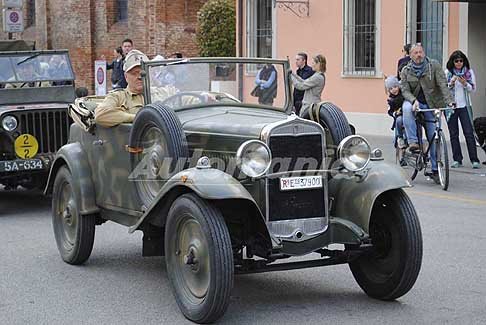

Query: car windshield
[0,52,74,83]
[145,59,290,111]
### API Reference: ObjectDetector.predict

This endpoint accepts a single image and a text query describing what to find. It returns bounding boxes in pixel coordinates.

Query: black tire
[349,189,422,300]
[401,150,420,181]
[436,131,449,191]
[165,194,234,323]
[303,102,353,146]
[129,102,189,208]
[52,166,95,265]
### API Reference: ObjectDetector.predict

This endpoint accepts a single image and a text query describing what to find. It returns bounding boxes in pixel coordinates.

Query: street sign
[3,8,23,32]
[2,0,23,8]
[95,60,107,96]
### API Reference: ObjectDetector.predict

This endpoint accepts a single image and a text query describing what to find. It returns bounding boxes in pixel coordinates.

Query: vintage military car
[46,58,422,323]
[0,40,76,190]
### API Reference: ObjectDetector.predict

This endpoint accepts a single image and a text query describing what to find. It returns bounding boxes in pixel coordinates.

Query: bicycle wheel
[401,149,419,181]
[436,131,449,191]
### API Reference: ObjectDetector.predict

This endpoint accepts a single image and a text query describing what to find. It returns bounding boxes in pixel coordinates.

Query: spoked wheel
[436,131,449,191]
[349,189,422,300]
[52,166,95,265]
[401,150,420,181]
[165,194,234,323]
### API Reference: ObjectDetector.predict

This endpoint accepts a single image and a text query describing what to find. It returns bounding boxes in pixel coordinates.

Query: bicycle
[398,107,452,191]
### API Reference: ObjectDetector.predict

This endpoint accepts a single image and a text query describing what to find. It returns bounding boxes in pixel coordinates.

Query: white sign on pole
[2,0,23,8]
[95,60,107,96]
[3,8,23,32]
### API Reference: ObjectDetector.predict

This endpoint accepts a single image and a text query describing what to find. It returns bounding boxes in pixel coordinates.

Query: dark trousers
[447,106,479,163]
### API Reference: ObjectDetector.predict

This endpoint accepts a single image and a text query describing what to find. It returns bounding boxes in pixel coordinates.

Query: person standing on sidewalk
[293,52,314,115]
[444,50,480,169]
[106,47,126,89]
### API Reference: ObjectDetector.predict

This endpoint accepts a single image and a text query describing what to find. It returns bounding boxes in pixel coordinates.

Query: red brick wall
[1,0,207,93]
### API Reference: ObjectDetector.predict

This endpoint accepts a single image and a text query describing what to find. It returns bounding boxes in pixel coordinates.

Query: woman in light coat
[445,50,480,169]
[291,54,326,117]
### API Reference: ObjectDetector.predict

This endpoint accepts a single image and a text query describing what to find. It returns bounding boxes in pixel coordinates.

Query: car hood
[0,102,69,114]
[178,106,288,139]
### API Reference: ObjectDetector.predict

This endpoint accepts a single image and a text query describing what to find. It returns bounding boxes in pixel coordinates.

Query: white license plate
[0,159,44,172]
[279,175,323,191]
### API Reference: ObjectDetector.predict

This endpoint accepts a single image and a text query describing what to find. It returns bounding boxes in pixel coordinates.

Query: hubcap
[58,181,78,249]
[175,218,210,300]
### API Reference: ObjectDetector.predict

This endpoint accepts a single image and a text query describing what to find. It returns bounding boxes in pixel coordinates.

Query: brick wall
[1,0,207,92]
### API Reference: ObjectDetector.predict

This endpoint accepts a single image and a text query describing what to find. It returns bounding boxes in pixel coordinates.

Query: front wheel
[349,189,423,300]
[436,131,449,191]
[165,194,234,323]
[52,166,96,265]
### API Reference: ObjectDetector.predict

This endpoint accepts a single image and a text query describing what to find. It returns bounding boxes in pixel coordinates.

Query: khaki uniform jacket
[94,88,144,128]
[400,58,454,108]
[291,72,325,117]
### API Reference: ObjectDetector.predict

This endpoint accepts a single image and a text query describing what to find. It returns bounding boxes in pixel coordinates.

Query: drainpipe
[238,0,243,101]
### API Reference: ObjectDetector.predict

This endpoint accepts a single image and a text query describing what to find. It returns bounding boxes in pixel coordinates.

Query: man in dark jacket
[293,52,314,115]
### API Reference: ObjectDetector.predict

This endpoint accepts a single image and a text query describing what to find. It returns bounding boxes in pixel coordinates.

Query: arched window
[117,0,128,22]
[26,0,36,27]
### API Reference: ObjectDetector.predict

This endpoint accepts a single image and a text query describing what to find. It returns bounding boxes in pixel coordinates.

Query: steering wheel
[160,91,207,108]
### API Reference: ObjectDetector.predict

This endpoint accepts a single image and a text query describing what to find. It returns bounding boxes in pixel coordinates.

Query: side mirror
[75,87,89,98]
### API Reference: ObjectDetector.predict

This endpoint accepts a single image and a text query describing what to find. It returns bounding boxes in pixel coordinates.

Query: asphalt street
[1,135,485,325]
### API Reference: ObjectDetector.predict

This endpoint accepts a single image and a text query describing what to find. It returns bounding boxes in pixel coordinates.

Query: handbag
[250,85,261,97]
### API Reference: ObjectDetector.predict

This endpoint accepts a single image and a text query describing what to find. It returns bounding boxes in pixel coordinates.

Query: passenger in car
[94,50,148,128]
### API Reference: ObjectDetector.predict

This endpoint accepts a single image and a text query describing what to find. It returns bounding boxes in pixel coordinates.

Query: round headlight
[337,135,371,171]
[2,115,18,131]
[236,140,271,177]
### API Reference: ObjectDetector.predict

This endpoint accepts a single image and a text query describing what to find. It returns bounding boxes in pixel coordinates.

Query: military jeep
[0,41,75,190]
[46,58,422,323]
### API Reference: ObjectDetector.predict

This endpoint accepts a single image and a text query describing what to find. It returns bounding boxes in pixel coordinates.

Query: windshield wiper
[17,53,41,65]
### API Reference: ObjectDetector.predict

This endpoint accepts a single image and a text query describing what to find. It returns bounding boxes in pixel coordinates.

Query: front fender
[129,167,260,233]
[328,160,411,233]
[44,142,99,215]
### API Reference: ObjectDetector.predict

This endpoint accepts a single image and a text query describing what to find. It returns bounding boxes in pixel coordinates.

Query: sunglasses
[454,59,464,63]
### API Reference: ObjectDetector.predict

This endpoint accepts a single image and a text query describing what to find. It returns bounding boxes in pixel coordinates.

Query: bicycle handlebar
[415,107,455,113]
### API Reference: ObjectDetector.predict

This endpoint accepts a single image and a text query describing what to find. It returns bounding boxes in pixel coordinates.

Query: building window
[117,0,128,22]
[407,0,444,64]
[247,0,273,59]
[343,0,378,76]
[26,0,35,27]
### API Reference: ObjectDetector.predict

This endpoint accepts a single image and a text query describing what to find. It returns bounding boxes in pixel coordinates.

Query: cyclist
[400,43,455,183]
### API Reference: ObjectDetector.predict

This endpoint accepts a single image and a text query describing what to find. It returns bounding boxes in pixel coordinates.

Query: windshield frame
[141,57,293,114]
[0,49,75,83]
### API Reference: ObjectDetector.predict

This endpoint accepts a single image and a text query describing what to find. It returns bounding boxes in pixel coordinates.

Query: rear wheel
[52,166,95,265]
[436,131,449,191]
[165,194,234,323]
[349,189,422,300]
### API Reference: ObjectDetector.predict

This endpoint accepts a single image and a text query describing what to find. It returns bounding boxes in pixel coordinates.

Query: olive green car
[45,58,422,323]
[1,40,75,190]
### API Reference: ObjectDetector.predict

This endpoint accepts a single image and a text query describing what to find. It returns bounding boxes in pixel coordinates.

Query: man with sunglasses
[400,43,455,182]
[95,50,148,128]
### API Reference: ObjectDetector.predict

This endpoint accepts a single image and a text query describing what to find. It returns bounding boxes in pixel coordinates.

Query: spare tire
[129,102,189,209]
[302,102,353,168]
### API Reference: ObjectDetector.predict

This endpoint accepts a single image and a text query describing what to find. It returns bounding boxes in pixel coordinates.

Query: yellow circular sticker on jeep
[15,134,39,159]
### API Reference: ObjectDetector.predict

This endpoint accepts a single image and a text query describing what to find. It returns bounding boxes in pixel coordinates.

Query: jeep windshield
[144,58,291,112]
[0,51,74,84]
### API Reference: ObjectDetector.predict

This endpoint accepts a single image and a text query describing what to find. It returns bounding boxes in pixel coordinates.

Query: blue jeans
[446,106,479,164]
[402,101,438,171]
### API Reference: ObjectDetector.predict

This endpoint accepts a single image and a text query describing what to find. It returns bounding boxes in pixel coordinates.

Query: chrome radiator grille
[267,134,326,222]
